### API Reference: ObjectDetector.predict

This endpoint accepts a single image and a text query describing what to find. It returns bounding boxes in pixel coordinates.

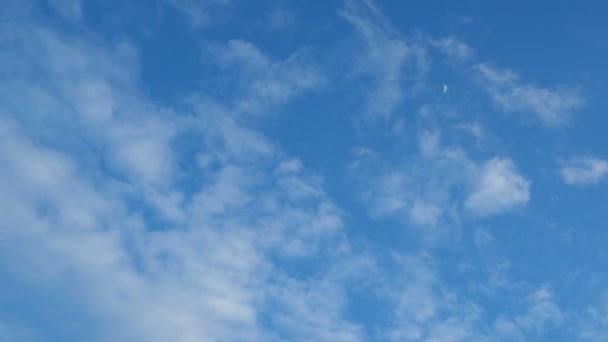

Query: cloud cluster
[0,0,601,341]
[0,11,363,341]
[351,131,529,232]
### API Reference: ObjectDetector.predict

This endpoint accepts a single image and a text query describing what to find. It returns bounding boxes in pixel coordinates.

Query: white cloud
[385,253,487,341]
[352,130,529,232]
[494,287,563,339]
[561,157,608,185]
[351,130,472,230]
[453,121,486,140]
[340,0,427,119]
[410,200,442,226]
[516,287,563,332]
[0,14,363,341]
[465,157,530,216]
[205,39,323,115]
[431,37,474,65]
[579,291,608,340]
[267,274,364,341]
[475,63,584,127]
[1,2,596,341]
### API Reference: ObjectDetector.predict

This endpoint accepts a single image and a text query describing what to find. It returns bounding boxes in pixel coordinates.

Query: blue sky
[1,0,608,341]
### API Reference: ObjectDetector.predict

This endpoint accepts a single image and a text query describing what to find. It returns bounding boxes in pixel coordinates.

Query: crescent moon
[443,84,448,92]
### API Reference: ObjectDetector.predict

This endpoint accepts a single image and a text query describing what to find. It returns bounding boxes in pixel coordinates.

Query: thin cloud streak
[475,63,584,127]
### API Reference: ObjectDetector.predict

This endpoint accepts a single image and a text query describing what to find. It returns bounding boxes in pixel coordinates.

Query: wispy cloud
[516,287,563,332]
[350,130,469,230]
[561,157,608,185]
[579,292,608,341]
[0,1,600,340]
[494,287,563,338]
[168,0,232,28]
[430,37,474,65]
[340,0,427,120]
[205,39,323,115]
[384,252,487,341]
[475,63,584,127]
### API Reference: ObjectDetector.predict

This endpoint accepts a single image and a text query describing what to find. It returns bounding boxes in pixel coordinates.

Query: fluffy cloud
[561,157,608,185]
[465,157,530,216]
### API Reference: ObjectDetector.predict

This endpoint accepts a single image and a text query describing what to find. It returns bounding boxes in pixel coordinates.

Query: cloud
[579,291,608,340]
[561,157,608,185]
[385,253,487,341]
[410,200,442,226]
[465,157,530,216]
[0,10,364,341]
[1,1,597,341]
[351,130,472,230]
[516,287,563,332]
[266,271,364,341]
[340,0,427,119]
[494,287,563,339]
[204,39,323,115]
[431,37,474,65]
[351,130,528,232]
[475,63,584,127]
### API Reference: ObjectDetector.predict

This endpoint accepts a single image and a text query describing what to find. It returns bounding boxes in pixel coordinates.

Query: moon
[442,84,448,92]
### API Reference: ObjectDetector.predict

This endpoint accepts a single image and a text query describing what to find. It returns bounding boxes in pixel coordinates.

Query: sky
[1,0,608,341]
